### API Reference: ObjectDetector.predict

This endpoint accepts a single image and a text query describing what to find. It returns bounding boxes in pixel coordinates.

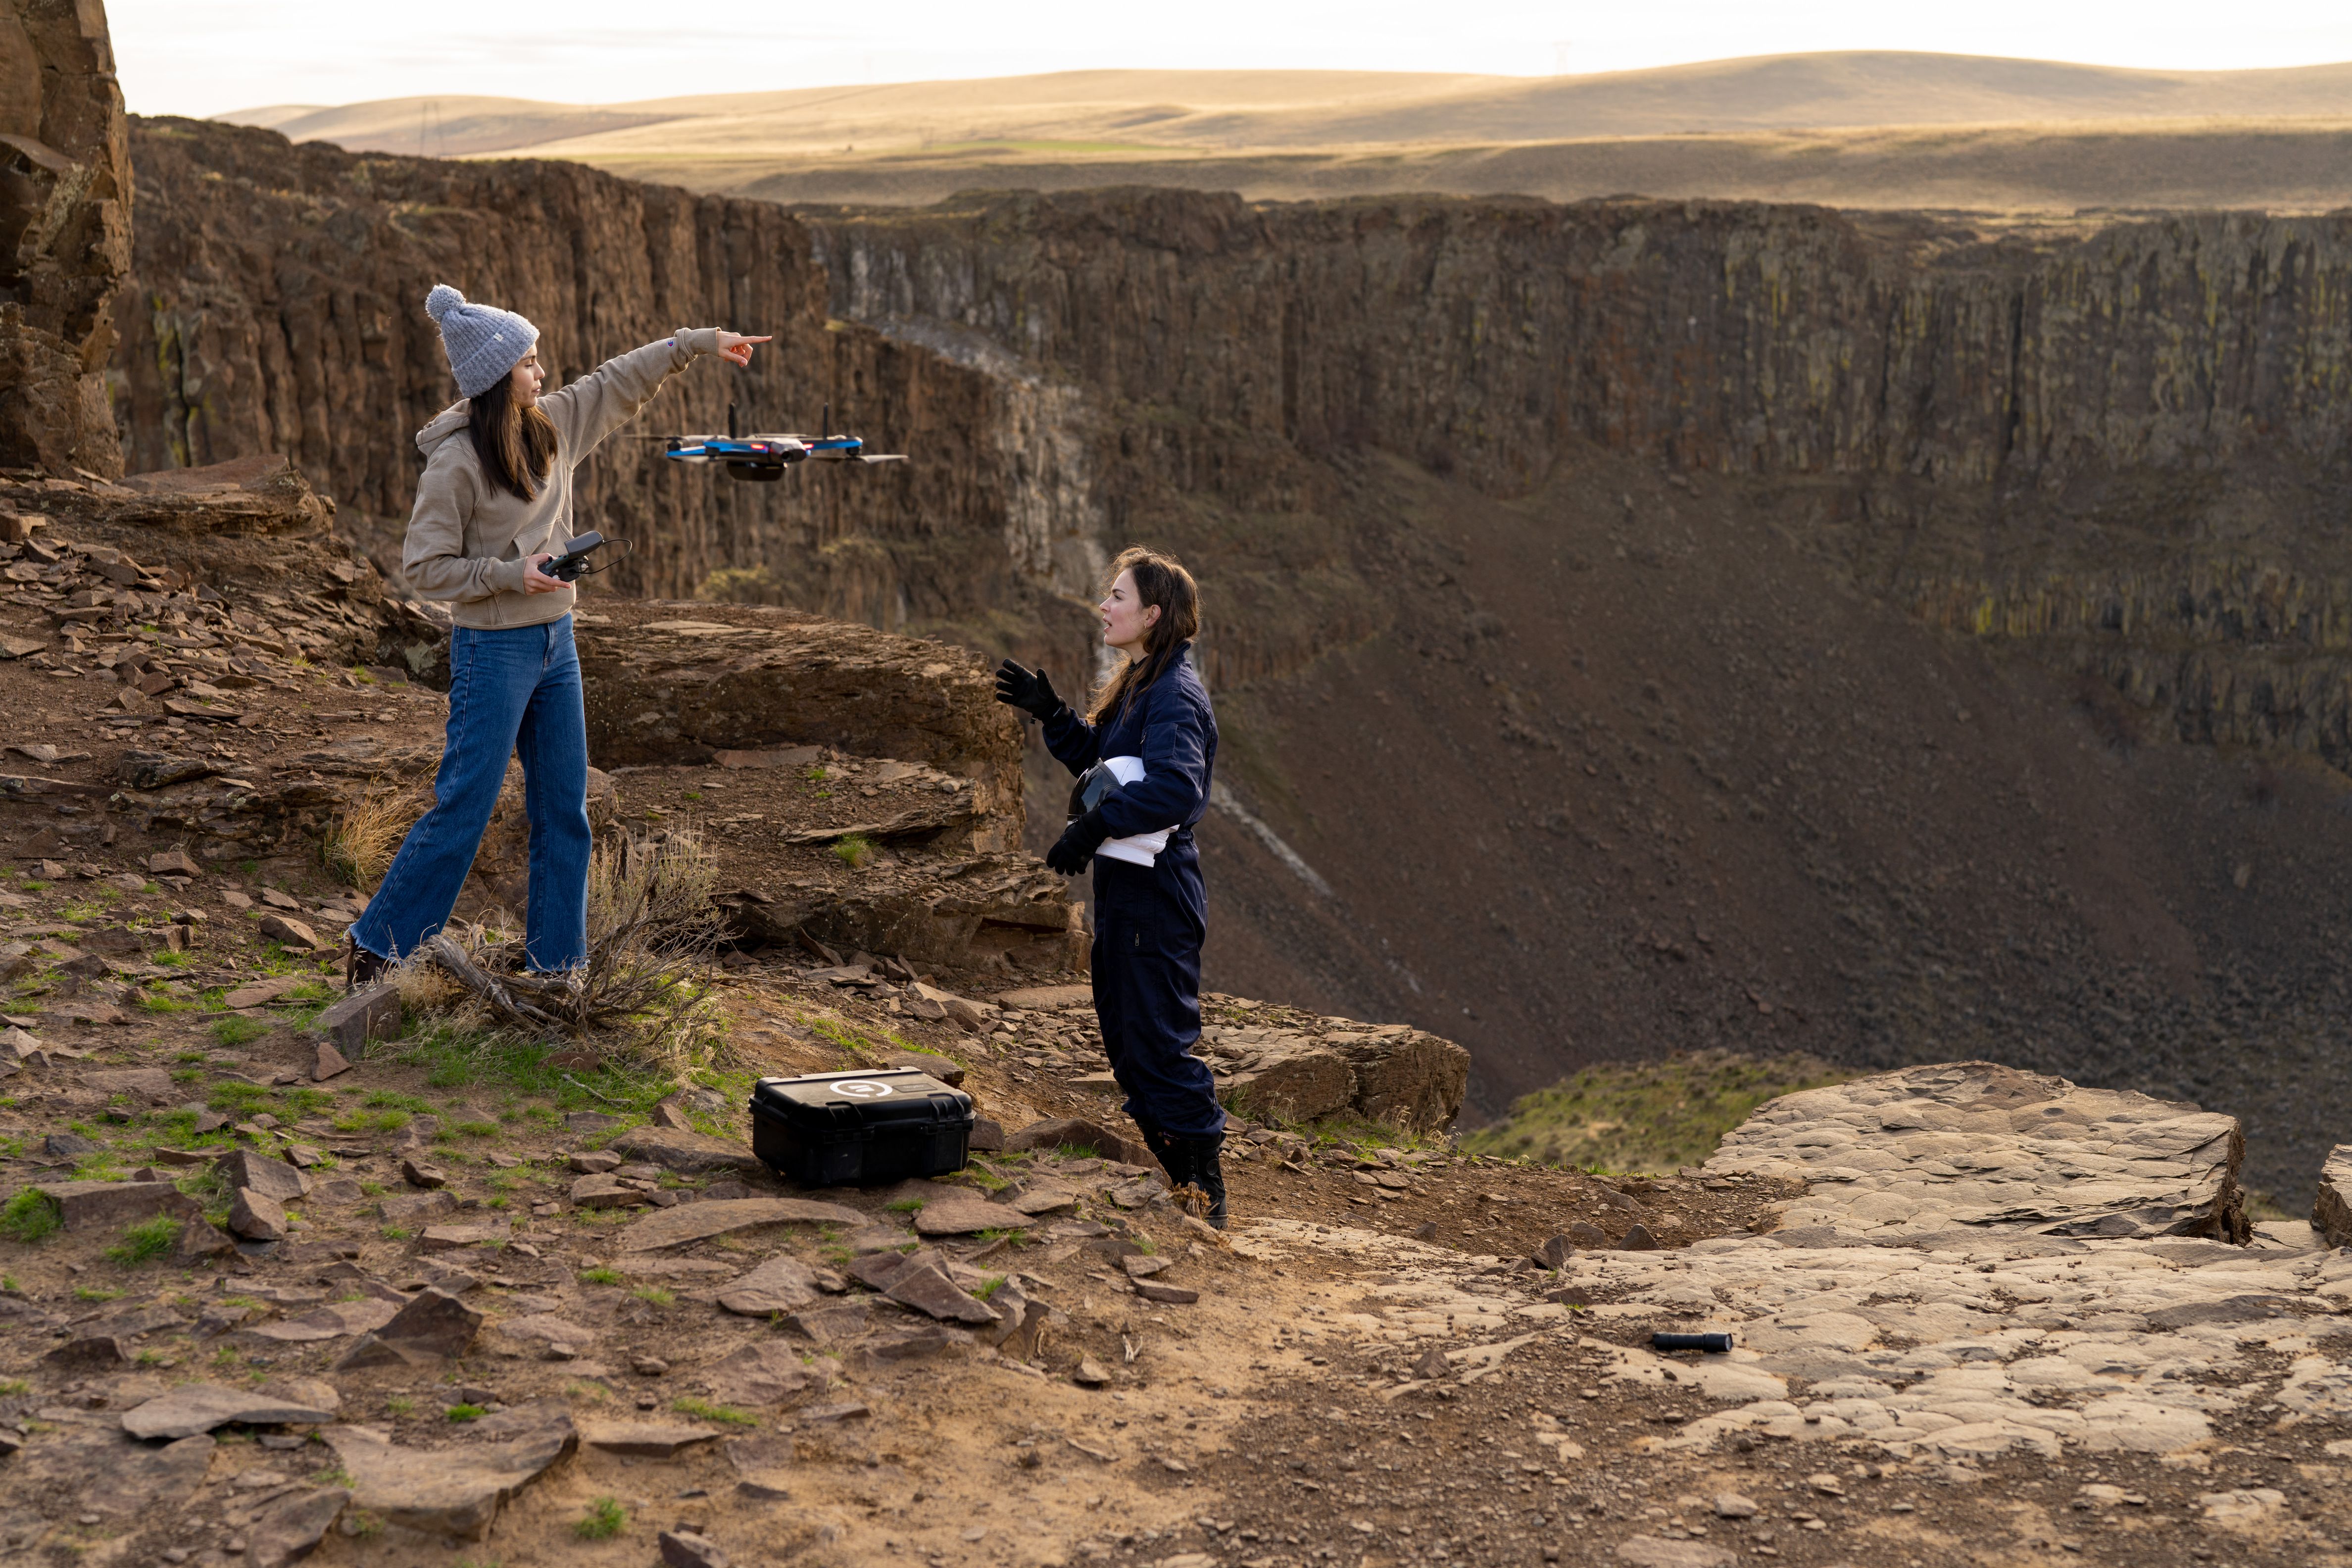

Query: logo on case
[830,1080,894,1099]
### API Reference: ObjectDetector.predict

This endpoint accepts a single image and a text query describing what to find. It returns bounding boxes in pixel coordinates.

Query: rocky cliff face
[806,195,2352,767]
[1,0,131,476]
[112,118,1097,671]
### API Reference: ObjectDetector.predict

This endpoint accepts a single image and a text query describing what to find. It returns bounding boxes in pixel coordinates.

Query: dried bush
[325,781,427,889]
[421,828,725,1070]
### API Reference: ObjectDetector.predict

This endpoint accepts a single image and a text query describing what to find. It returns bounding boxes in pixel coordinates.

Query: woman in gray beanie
[347,287,769,984]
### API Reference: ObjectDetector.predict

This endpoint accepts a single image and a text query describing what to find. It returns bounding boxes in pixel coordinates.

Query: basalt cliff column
[0,0,131,476]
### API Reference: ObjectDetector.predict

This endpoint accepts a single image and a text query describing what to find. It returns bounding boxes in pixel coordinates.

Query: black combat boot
[346,938,388,992]
[1134,1121,1184,1186]
[1174,1133,1227,1229]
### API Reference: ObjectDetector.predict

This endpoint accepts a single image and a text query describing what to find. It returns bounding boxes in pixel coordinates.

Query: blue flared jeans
[351,614,592,971]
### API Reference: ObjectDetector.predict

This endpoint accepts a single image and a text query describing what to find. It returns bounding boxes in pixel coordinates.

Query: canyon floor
[7,507,2352,1568]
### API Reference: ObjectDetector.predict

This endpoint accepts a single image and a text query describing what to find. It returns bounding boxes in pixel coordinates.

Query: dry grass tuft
[420,828,726,1072]
[325,781,428,889]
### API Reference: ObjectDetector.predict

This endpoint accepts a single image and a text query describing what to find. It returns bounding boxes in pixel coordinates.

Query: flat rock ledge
[1239,1059,2331,1478]
[1707,1060,2248,1243]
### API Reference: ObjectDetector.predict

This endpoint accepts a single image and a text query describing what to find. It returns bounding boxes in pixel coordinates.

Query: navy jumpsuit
[1043,650,1225,1140]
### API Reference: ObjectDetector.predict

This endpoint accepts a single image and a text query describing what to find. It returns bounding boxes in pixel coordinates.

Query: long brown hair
[468,363,558,501]
[1086,546,1202,723]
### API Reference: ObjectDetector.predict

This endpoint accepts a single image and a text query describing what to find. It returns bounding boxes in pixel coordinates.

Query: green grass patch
[574,1497,628,1541]
[105,1215,183,1266]
[1460,1048,1858,1176]
[670,1397,755,1427]
[631,1285,675,1307]
[807,1015,912,1061]
[0,1189,59,1243]
[73,1284,123,1302]
[206,1081,273,1116]
[579,1267,621,1285]
[445,1403,486,1422]
[210,1017,271,1048]
[832,833,875,869]
[385,1021,671,1114]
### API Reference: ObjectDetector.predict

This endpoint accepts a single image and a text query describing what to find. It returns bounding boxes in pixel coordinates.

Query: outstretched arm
[540,329,772,457]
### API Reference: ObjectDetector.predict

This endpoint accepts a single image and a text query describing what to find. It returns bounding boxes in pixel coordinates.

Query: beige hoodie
[402,328,721,630]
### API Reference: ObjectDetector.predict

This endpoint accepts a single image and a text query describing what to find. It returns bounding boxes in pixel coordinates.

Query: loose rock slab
[616,1197,864,1251]
[911,1195,1029,1236]
[716,1255,824,1316]
[121,1378,343,1439]
[34,1178,200,1231]
[885,1260,1003,1324]
[699,1341,829,1404]
[584,1421,724,1458]
[612,1126,767,1178]
[247,1485,348,1568]
[11,1429,215,1518]
[325,1404,575,1539]
[243,1300,397,1342]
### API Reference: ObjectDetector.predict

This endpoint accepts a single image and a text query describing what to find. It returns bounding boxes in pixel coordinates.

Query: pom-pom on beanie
[424,284,540,399]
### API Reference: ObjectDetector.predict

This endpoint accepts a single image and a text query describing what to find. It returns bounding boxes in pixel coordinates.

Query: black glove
[1046,807,1113,876]
[994,659,1064,722]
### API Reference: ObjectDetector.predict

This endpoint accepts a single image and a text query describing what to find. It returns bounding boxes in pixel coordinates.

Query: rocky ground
[10,484,2352,1568]
[6,932,2351,1568]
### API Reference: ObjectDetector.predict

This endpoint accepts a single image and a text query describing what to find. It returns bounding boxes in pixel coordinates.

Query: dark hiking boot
[1135,1121,1183,1186]
[1174,1134,1227,1229]
[345,938,389,992]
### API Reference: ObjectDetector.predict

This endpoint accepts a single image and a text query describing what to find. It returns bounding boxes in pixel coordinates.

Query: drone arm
[541,327,725,459]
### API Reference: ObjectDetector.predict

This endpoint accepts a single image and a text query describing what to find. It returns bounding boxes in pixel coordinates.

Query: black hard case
[748,1069,975,1186]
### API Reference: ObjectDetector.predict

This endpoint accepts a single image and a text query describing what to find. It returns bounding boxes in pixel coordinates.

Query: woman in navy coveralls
[995,547,1228,1226]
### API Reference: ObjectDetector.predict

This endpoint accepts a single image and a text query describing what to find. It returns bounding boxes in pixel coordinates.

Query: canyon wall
[1,0,131,475]
[806,195,2352,768]
[112,119,1098,669]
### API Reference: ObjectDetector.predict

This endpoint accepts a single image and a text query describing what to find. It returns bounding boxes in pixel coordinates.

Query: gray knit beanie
[425,284,539,399]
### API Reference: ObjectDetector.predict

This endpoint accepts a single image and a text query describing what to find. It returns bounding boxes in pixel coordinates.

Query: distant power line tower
[415,99,443,159]
[1553,41,1573,75]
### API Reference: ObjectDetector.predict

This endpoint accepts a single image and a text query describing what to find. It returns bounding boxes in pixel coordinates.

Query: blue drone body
[648,403,905,482]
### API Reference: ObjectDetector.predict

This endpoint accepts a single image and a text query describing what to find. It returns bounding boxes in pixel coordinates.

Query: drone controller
[543,532,619,583]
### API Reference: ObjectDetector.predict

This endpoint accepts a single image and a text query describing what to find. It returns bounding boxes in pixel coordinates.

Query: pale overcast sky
[109,0,2352,118]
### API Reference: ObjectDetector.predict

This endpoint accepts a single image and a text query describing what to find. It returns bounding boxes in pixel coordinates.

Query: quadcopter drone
[645,402,906,482]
